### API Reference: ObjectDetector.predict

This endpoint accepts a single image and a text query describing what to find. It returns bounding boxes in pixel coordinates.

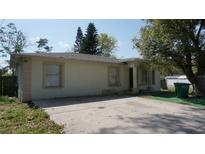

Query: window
[44,63,62,88]
[108,67,119,86]
[141,69,148,85]
[152,70,155,85]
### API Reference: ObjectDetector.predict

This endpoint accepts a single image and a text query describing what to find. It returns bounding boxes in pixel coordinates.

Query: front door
[129,68,133,90]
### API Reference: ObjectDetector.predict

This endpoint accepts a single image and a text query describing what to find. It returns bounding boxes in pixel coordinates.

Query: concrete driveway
[34,96,205,134]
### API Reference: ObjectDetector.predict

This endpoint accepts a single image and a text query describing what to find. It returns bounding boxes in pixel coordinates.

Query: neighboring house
[11,52,160,102]
[165,75,191,89]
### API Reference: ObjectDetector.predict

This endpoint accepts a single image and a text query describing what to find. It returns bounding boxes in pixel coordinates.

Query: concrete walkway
[34,96,205,134]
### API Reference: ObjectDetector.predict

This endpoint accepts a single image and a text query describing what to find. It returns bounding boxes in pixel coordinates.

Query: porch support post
[132,66,137,90]
[132,65,138,94]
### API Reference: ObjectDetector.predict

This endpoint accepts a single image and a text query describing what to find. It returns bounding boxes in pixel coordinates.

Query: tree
[0,66,8,76]
[97,33,117,57]
[73,27,83,53]
[81,23,98,54]
[36,38,52,52]
[133,19,205,95]
[149,59,183,76]
[0,23,27,74]
[0,23,27,56]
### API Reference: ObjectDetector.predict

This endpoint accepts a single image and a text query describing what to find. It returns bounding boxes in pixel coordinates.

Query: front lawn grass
[141,91,205,108]
[0,96,63,134]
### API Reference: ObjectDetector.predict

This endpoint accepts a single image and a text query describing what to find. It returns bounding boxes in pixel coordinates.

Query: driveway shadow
[33,95,134,108]
[98,112,205,134]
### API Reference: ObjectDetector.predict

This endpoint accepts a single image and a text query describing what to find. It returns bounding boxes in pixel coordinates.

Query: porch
[128,61,160,94]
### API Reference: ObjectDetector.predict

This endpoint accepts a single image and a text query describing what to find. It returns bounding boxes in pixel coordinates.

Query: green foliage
[73,24,118,57]
[151,59,183,76]
[81,23,98,54]
[73,27,83,53]
[0,96,16,105]
[0,23,27,56]
[144,91,205,108]
[134,20,205,94]
[0,97,63,133]
[0,23,27,75]
[36,38,52,52]
[97,33,118,57]
[0,66,8,76]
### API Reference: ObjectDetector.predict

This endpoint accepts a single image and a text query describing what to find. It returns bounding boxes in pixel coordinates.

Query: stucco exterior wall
[150,69,160,91]
[18,57,32,102]
[15,56,161,101]
[31,57,129,100]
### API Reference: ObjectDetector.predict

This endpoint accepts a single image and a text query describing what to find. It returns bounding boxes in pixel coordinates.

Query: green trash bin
[174,83,190,98]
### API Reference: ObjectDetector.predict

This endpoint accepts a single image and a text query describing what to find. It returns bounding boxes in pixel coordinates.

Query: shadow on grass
[139,91,205,107]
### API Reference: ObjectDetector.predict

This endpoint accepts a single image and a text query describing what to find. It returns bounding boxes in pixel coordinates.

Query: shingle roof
[12,52,142,63]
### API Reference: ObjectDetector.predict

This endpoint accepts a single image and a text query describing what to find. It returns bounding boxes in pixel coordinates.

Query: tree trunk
[192,83,202,96]
[195,76,205,96]
[186,75,205,96]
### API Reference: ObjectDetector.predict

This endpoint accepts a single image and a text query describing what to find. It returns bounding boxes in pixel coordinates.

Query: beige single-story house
[11,52,160,102]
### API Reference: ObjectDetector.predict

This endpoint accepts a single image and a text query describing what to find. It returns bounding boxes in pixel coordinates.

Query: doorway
[129,68,133,90]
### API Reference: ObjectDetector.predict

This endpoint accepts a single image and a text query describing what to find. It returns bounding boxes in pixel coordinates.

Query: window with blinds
[108,67,120,86]
[44,63,61,88]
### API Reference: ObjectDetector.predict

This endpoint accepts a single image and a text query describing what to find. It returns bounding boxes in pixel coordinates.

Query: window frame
[43,62,63,88]
[108,66,120,87]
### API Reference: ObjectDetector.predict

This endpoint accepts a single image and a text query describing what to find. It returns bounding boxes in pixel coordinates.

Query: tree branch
[196,20,203,40]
